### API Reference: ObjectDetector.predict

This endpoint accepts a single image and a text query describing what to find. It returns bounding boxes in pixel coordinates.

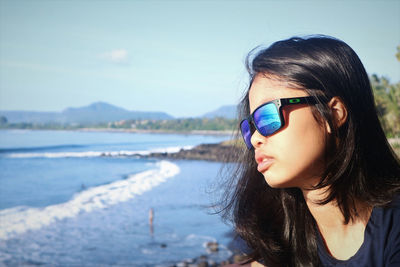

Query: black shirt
[318,197,400,266]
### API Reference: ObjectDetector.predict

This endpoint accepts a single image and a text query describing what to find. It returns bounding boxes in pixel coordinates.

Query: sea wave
[0,160,180,240]
[0,144,88,153]
[4,146,193,158]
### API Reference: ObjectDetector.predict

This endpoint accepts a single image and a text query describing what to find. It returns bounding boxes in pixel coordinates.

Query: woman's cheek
[263,131,326,188]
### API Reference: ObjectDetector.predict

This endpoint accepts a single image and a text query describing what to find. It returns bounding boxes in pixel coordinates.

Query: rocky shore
[145,141,242,162]
[168,238,249,267]
[170,252,247,267]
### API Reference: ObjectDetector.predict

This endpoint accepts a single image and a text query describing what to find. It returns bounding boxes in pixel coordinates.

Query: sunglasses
[240,96,318,149]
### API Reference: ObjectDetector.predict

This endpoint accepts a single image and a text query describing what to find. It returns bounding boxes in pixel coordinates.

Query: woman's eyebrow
[250,98,275,113]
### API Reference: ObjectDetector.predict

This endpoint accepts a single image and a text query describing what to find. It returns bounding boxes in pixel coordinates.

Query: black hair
[219,35,400,266]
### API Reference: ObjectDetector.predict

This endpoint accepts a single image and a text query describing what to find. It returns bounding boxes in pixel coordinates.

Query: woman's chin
[263,171,298,188]
[263,176,290,188]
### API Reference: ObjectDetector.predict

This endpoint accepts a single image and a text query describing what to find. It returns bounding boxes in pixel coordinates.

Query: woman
[221,35,400,266]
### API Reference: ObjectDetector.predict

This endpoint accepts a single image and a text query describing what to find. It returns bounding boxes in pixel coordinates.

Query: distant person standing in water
[149,208,154,236]
[221,35,400,267]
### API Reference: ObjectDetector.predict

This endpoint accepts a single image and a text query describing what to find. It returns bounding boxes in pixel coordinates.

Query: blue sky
[0,0,399,118]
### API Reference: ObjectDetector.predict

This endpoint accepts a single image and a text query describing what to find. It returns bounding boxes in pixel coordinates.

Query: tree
[0,116,7,124]
[371,75,400,137]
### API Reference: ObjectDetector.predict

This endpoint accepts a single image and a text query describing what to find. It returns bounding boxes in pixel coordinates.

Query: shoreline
[168,231,249,267]
[145,142,242,162]
[0,128,234,136]
[79,128,235,136]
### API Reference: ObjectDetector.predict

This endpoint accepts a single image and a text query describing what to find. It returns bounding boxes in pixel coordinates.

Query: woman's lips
[255,152,274,173]
[257,157,274,173]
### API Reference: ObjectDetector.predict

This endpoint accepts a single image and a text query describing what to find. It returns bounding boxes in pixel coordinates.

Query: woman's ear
[326,97,348,133]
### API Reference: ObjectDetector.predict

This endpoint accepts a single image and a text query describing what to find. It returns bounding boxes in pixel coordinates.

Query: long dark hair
[219,35,400,266]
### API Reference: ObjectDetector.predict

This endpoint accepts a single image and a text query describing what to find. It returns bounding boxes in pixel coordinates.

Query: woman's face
[249,74,328,189]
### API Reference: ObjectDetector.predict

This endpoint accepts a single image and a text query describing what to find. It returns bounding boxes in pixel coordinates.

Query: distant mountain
[0,111,61,124]
[0,102,173,124]
[202,105,237,119]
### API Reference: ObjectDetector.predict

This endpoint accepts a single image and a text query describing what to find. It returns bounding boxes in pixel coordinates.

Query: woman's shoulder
[373,194,400,209]
[390,194,400,207]
[379,194,400,212]
[372,195,400,222]
[379,195,400,267]
[370,195,400,250]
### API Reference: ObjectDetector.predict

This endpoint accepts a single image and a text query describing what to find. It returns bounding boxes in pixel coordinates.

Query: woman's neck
[302,187,372,260]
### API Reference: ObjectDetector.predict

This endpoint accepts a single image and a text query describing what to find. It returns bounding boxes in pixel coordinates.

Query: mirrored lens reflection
[240,120,253,149]
[253,103,281,136]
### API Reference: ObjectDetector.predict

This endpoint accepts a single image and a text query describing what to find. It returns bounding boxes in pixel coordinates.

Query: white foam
[6,146,193,158]
[0,160,180,240]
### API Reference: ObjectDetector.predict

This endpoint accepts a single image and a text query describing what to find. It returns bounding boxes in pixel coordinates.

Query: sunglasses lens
[240,119,253,149]
[253,103,282,136]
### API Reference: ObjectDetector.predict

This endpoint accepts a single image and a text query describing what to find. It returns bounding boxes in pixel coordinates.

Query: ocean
[0,130,235,266]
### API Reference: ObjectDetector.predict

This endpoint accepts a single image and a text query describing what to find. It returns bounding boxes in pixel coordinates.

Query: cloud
[100,49,129,64]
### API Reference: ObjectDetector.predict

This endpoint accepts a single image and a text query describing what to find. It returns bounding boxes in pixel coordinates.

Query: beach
[0,130,243,266]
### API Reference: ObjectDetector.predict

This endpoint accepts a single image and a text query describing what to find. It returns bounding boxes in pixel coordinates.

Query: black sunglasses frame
[240,96,318,149]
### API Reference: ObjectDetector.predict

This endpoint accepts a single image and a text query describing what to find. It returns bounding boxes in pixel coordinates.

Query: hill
[0,102,173,124]
[202,105,236,119]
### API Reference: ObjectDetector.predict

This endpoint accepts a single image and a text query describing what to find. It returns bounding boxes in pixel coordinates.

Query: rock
[219,260,231,266]
[233,254,248,263]
[198,255,208,261]
[206,241,219,252]
[145,142,241,162]
[184,258,195,264]
[197,261,208,267]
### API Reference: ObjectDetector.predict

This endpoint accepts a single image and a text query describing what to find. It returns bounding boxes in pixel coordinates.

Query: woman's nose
[250,130,266,149]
